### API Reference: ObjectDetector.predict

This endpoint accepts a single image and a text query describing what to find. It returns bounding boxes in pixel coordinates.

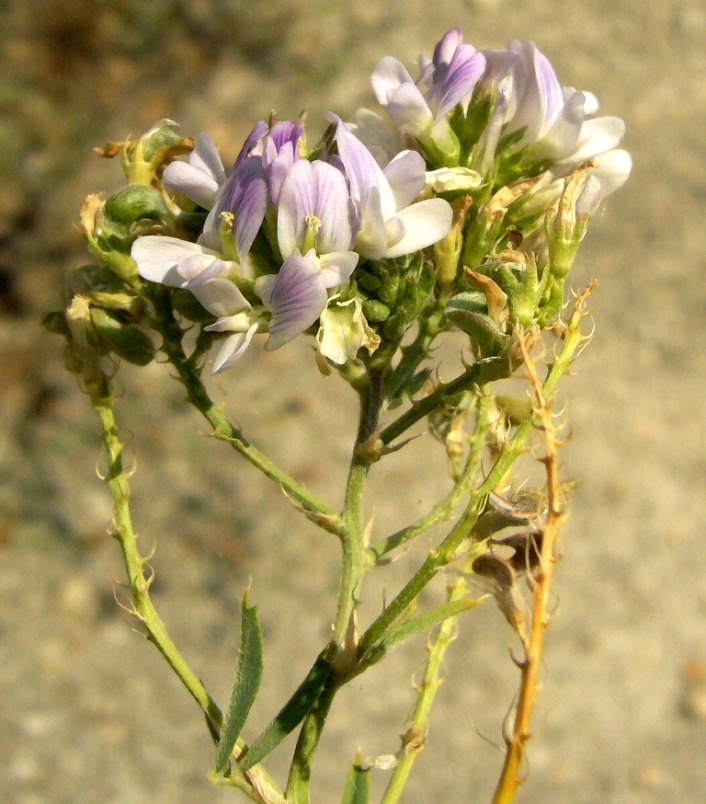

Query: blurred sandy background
[1,1,705,801]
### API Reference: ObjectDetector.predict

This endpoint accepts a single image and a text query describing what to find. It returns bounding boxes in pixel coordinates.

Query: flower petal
[383,150,426,210]
[190,277,251,318]
[277,159,353,257]
[571,115,626,161]
[382,198,453,258]
[190,133,227,185]
[254,251,328,350]
[211,325,258,373]
[371,56,415,106]
[132,236,221,286]
[163,161,220,210]
[220,158,268,261]
[318,251,359,289]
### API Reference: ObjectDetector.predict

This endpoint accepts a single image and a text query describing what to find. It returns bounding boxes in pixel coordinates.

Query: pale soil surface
[1,1,705,802]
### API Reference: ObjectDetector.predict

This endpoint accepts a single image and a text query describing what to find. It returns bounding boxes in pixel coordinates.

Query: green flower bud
[362,299,391,322]
[446,292,508,354]
[104,185,169,229]
[434,196,471,290]
[377,270,400,307]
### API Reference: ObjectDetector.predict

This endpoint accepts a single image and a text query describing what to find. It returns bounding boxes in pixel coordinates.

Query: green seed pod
[445,305,507,354]
[90,307,156,366]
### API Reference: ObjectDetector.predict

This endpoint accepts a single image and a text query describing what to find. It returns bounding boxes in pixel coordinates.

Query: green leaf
[341,758,370,804]
[214,590,264,773]
[379,598,483,654]
[238,656,331,772]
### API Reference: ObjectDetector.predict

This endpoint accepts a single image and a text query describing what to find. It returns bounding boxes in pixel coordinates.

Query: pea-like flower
[371,28,486,153]
[131,235,263,373]
[256,157,360,351]
[329,114,453,260]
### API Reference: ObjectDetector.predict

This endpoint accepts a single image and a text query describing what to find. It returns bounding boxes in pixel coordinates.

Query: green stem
[286,364,388,802]
[368,392,492,563]
[360,315,586,655]
[383,300,445,405]
[284,677,340,803]
[88,373,283,803]
[381,570,472,804]
[380,353,511,447]
[151,289,342,534]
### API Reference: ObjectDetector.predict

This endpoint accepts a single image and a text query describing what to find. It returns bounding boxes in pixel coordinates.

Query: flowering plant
[47,28,629,803]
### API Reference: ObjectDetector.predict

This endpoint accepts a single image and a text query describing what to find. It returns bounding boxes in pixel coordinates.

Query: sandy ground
[1,1,705,802]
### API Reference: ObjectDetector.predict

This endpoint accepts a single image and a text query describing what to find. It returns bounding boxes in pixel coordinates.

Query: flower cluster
[133,115,451,371]
[121,28,630,374]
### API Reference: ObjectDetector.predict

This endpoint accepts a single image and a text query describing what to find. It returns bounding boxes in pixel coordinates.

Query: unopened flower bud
[547,164,606,279]
[434,196,472,289]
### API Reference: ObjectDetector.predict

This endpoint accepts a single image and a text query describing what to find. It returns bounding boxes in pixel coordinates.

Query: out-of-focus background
[1,1,705,801]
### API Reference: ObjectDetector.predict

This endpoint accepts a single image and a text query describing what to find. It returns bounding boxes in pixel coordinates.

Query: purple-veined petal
[318,251,359,289]
[132,236,225,286]
[383,150,426,210]
[211,325,259,373]
[277,159,353,258]
[432,28,464,73]
[254,250,328,350]
[232,120,268,171]
[268,121,303,153]
[382,198,453,258]
[268,141,298,204]
[330,114,398,219]
[220,157,268,261]
[506,41,563,144]
[434,48,486,116]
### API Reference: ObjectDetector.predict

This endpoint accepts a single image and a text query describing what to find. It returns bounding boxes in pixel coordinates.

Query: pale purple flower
[329,114,453,260]
[483,41,628,173]
[131,235,263,373]
[254,250,330,351]
[201,120,304,262]
[276,158,359,282]
[162,133,227,210]
[372,29,486,142]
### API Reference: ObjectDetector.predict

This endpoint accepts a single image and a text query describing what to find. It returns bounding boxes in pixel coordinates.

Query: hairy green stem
[284,677,340,803]
[151,289,342,533]
[88,372,283,803]
[285,364,388,802]
[381,570,472,804]
[380,353,511,446]
[368,392,492,563]
[361,316,587,655]
[383,300,445,405]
